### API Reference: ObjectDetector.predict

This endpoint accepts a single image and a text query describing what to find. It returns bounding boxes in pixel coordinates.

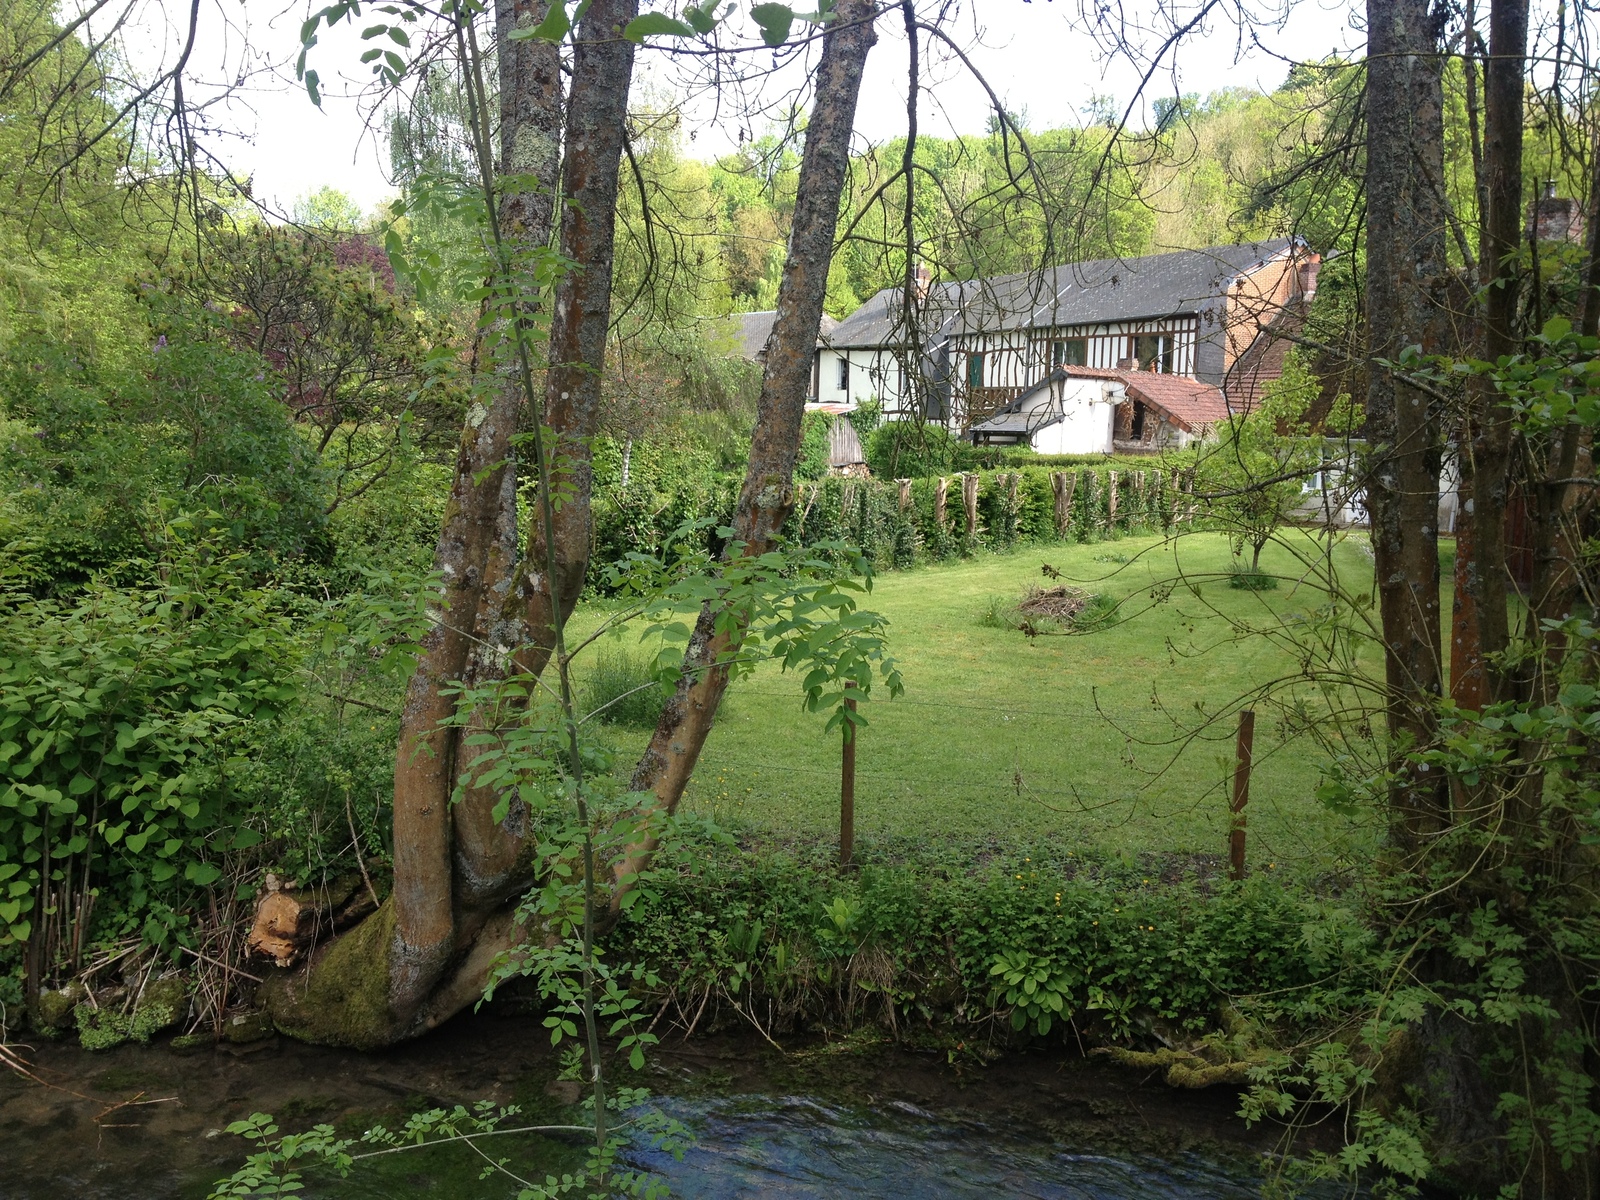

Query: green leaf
[750,2,795,45]
[685,2,724,32]
[513,1,570,42]
[624,12,695,40]
[304,68,323,107]
[185,861,223,886]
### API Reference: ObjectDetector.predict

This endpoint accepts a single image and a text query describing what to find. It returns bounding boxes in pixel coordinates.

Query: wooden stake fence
[840,681,857,869]
[1229,709,1254,881]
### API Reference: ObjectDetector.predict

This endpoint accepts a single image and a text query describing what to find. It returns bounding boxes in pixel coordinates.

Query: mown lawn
[577,529,1383,873]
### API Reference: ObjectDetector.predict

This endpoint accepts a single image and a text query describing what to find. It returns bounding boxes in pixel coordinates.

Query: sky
[94,0,1365,219]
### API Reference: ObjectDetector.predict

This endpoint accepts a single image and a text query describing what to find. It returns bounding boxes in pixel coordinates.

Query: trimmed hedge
[589,461,1191,588]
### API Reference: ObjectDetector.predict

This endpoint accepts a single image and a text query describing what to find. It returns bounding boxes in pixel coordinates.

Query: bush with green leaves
[608,833,1349,1046]
[0,534,301,966]
[0,306,333,596]
[865,419,961,479]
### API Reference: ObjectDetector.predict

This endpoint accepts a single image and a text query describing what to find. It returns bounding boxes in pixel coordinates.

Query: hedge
[589,462,1193,588]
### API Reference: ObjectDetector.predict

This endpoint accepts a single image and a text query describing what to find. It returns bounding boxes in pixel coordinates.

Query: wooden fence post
[1229,709,1254,881]
[1051,471,1076,537]
[962,472,980,535]
[934,476,948,529]
[1107,470,1119,528]
[841,681,857,869]
[897,478,912,512]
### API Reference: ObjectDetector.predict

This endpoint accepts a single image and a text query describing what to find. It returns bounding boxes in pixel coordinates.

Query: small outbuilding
[968,365,1233,454]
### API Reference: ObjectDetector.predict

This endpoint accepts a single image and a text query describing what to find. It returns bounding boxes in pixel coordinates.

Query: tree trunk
[1465,0,1529,707]
[261,2,639,1047]
[1363,0,1451,851]
[609,0,879,898]
[450,0,564,909]
[453,0,633,911]
[517,0,639,684]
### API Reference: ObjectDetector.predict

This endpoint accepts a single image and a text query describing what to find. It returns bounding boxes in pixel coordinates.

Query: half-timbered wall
[949,316,1200,425]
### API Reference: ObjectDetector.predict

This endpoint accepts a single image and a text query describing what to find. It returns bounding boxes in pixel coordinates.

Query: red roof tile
[1057,366,1234,432]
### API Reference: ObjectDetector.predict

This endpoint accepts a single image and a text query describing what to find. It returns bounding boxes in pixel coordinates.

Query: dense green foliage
[0,540,298,955]
[612,832,1361,1047]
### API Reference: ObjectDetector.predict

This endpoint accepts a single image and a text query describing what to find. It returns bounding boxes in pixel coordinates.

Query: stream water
[1,1014,1300,1198]
[625,1095,1279,1198]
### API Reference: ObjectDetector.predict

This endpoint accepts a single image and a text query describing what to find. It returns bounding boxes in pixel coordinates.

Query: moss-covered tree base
[260,900,401,1050]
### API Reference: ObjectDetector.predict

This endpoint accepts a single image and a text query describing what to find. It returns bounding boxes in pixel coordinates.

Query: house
[812,265,936,412]
[726,309,839,400]
[816,239,1320,430]
[968,366,1231,454]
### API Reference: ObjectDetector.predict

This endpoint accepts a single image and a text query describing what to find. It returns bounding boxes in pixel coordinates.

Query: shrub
[609,833,1359,1048]
[1228,566,1279,590]
[0,536,301,965]
[866,420,960,479]
[795,411,831,481]
[579,648,669,728]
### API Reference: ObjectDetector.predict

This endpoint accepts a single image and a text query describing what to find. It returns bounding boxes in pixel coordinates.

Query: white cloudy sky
[94,0,1364,218]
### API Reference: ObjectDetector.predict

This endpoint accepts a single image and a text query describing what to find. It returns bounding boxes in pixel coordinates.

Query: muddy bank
[1,1010,1292,1198]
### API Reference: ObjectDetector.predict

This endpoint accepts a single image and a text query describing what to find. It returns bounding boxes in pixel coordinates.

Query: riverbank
[3,1007,1298,1198]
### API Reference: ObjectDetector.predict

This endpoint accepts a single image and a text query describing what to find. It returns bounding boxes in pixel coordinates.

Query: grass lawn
[575,529,1384,874]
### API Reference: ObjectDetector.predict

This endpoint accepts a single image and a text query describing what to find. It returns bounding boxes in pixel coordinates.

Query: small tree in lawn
[1196,350,1332,585]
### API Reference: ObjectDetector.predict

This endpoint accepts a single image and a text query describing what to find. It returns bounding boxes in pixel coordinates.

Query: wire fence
[670,679,1369,868]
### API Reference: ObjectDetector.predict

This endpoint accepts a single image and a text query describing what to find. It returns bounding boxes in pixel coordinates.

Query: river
[1,1011,1306,1198]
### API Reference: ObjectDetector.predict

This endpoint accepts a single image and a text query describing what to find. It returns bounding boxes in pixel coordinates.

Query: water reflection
[627,1096,1271,1199]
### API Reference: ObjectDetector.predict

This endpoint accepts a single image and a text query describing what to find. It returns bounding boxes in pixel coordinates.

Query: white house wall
[815,347,919,414]
[1041,379,1117,455]
[998,377,1116,455]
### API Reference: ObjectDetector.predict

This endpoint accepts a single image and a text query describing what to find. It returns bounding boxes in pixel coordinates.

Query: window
[837,356,850,392]
[1131,333,1174,373]
[1052,338,1087,367]
[966,351,985,389]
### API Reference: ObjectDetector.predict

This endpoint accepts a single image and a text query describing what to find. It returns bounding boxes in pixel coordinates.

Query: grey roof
[728,310,839,361]
[829,240,1299,350]
[970,409,1062,436]
[733,310,776,360]
[826,283,964,350]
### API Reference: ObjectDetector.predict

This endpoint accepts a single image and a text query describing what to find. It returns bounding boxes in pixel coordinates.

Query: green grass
[572,530,1381,872]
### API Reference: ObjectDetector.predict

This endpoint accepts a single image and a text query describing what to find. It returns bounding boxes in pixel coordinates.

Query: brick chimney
[1528,180,1587,244]
[1116,356,1139,371]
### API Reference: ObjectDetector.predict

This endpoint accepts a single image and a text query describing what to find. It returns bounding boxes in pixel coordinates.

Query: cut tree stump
[247,872,381,968]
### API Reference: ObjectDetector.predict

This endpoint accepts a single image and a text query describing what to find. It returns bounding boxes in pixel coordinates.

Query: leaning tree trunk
[1363,0,1451,852]
[259,2,626,1048]
[610,0,879,899]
